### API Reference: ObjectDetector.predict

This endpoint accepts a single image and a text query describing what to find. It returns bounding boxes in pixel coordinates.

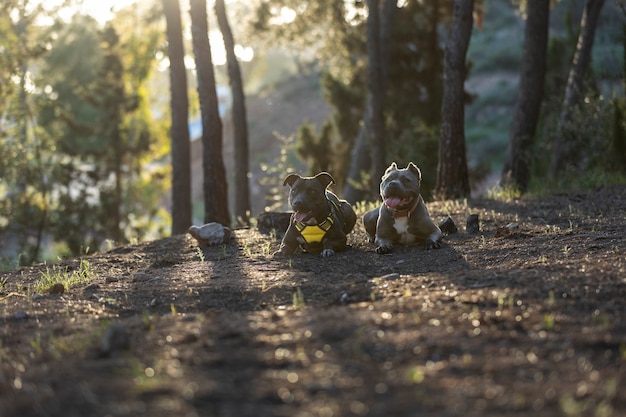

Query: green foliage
[0,4,168,266]
[295,120,333,175]
[247,1,450,197]
[36,259,92,293]
[258,133,301,211]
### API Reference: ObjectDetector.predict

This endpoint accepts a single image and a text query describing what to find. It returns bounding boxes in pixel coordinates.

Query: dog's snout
[386,181,400,192]
[292,199,304,211]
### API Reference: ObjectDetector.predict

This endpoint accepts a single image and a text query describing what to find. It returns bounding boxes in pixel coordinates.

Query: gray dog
[363,162,442,254]
[276,172,357,257]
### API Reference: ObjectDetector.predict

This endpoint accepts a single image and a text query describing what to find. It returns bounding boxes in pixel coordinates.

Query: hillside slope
[1,185,625,416]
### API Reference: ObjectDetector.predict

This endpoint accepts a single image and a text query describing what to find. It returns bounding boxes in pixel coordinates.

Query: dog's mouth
[294,211,314,223]
[384,195,415,209]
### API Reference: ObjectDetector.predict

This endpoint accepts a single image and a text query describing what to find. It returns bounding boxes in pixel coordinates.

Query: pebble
[101,324,130,355]
[83,283,100,292]
[466,214,480,233]
[47,283,65,295]
[14,311,28,320]
[132,272,151,282]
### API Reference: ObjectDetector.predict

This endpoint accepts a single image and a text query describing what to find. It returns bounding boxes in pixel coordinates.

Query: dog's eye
[401,177,410,184]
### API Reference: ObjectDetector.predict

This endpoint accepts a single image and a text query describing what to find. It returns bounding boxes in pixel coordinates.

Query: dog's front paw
[375,244,392,254]
[320,249,335,257]
[425,239,441,250]
[375,238,393,254]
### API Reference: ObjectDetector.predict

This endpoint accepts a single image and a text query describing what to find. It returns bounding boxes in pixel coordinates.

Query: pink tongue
[385,197,402,208]
[294,212,307,222]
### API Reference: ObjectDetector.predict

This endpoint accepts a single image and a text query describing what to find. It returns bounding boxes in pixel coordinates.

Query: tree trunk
[190,0,231,226]
[344,0,395,204]
[435,0,472,200]
[162,0,192,234]
[501,0,550,193]
[549,0,606,178]
[367,0,386,199]
[215,0,251,226]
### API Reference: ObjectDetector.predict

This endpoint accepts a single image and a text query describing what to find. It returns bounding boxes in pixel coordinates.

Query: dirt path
[1,185,625,416]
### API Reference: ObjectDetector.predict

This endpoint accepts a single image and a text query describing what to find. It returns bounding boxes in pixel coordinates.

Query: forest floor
[1,185,625,417]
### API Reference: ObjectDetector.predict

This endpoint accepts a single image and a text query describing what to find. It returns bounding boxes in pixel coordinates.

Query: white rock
[188,223,232,246]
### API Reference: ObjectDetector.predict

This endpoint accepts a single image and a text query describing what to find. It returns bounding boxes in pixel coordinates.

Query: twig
[0,292,27,302]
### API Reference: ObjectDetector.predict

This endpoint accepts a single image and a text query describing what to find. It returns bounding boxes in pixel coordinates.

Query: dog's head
[283,172,335,224]
[379,162,422,211]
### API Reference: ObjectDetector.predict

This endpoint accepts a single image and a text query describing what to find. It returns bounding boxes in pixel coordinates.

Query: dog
[363,162,442,254]
[275,172,357,257]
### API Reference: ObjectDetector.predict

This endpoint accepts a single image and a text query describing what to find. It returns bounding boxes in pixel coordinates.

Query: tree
[343,0,397,203]
[295,121,333,175]
[215,0,251,226]
[190,0,231,226]
[549,0,606,178]
[39,12,167,255]
[248,1,449,202]
[0,0,59,263]
[96,25,127,243]
[501,0,550,193]
[366,0,386,199]
[162,0,192,235]
[435,0,473,200]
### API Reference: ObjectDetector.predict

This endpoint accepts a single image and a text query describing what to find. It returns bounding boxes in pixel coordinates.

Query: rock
[466,214,480,233]
[188,223,233,246]
[439,216,458,234]
[14,311,28,320]
[83,283,100,293]
[496,222,520,238]
[101,324,130,355]
[105,276,119,283]
[132,272,151,282]
[256,212,292,237]
[47,283,65,295]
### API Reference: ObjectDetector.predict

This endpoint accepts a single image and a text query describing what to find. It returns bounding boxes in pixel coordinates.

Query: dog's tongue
[385,197,402,208]
[294,212,308,222]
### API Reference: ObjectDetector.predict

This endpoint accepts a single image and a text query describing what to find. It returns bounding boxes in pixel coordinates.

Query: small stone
[150,298,158,307]
[466,214,480,233]
[188,223,232,246]
[14,311,28,320]
[83,283,100,293]
[47,283,65,295]
[101,324,130,355]
[176,333,199,344]
[132,272,151,282]
[105,276,119,283]
[495,222,520,238]
[439,216,458,234]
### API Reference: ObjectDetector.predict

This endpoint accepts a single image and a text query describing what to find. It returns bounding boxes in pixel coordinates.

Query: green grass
[35,259,92,294]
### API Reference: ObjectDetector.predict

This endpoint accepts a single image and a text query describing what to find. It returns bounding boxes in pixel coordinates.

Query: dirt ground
[1,185,625,417]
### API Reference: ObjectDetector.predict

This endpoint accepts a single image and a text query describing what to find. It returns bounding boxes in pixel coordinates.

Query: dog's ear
[407,162,422,182]
[314,172,335,189]
[384,162,398,176]
[283,174,301,187]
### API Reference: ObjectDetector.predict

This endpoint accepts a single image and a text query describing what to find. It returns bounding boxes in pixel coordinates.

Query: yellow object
[294,216,334,244]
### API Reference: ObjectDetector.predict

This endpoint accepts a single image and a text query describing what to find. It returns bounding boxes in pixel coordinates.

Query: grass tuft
[35,259,92,294]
